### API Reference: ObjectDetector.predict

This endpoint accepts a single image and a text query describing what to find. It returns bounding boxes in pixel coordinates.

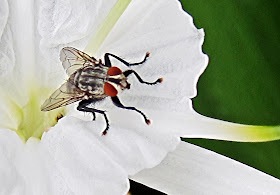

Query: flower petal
[131,108,280,142]
[0,0,25,101]
[131,141,280,194]
[0,129,25,195]
[2,0,37,85]
[186,112,280,142]
[41,117,129,194]
[0,129,53,194]
[40,0,208,182]
[186,110,280,142]
[0,0,42,105]
[62,1,212,190]
[84,0,131,55]
[39,0,116,48]
[47,114,180,176]
[96,0,208,113]
[38,0,117,88]
[0,120,130,194]
[0,0,8,37]
[39,0,208,112]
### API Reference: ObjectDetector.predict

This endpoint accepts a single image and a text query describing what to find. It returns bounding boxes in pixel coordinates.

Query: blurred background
[130,0,280,194]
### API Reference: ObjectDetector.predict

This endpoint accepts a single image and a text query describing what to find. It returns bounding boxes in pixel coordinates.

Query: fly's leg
[123,69,162,85]
[111,96,151,125]
[92,112,96,121]
[104,52,150,67]
[77,99,109,135]
[77,99,96,120]
[104,52,163,84]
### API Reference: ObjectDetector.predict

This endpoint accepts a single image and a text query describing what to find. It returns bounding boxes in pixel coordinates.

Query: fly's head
[104,67,130,97]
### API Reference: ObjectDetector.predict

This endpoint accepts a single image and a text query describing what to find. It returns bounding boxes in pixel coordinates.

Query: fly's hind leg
[111,96,151,125]
[77,99,109,135]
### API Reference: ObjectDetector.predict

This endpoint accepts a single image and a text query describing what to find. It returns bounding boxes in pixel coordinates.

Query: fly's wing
[41,82,86,111]
[60,47,98,76]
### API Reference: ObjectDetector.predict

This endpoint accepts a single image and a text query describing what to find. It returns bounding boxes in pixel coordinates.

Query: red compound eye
[104,82,118,97]
[107,67,122,76]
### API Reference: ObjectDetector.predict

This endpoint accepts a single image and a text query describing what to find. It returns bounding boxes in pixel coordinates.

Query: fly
[41,47,162,135]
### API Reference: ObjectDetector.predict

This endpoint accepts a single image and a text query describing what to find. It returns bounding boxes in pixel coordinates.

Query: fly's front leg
[104,52,150,67]
[111,96,151,125]
[77,99,110,135]
[123,69,163,85]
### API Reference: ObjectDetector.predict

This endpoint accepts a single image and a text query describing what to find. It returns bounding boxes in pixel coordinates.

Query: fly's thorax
[72,66,108,97]
[70,66,130,98]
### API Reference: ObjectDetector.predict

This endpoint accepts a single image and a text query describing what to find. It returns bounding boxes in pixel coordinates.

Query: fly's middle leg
[123,69,162,85]
[77,99,110,135]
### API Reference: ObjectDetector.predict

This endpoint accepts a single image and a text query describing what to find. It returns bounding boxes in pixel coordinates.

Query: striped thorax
[70,65,130,99]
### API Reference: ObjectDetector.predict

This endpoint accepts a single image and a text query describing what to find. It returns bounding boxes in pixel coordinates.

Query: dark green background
[181,0,280,179]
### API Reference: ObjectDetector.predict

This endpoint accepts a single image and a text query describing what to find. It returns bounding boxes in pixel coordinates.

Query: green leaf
[180,0,280,179]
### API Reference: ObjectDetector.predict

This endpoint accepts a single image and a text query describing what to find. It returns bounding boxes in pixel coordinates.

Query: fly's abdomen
[73,66,108,98]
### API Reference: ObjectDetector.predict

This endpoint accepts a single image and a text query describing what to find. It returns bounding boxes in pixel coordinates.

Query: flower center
[0,0,131,143]
[1,86,64,143]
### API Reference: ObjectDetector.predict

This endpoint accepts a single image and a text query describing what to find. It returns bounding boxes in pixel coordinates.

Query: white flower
[0,0,280,194]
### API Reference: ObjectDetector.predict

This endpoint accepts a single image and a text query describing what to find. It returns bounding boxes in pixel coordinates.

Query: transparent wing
[41,82,86,111]
[60,47,98,76]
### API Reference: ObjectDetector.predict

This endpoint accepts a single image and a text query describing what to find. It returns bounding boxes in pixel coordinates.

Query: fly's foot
[146,52,150,58]
[145,119,151,125]
[102,127,109,136]
[157,78,163,83]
